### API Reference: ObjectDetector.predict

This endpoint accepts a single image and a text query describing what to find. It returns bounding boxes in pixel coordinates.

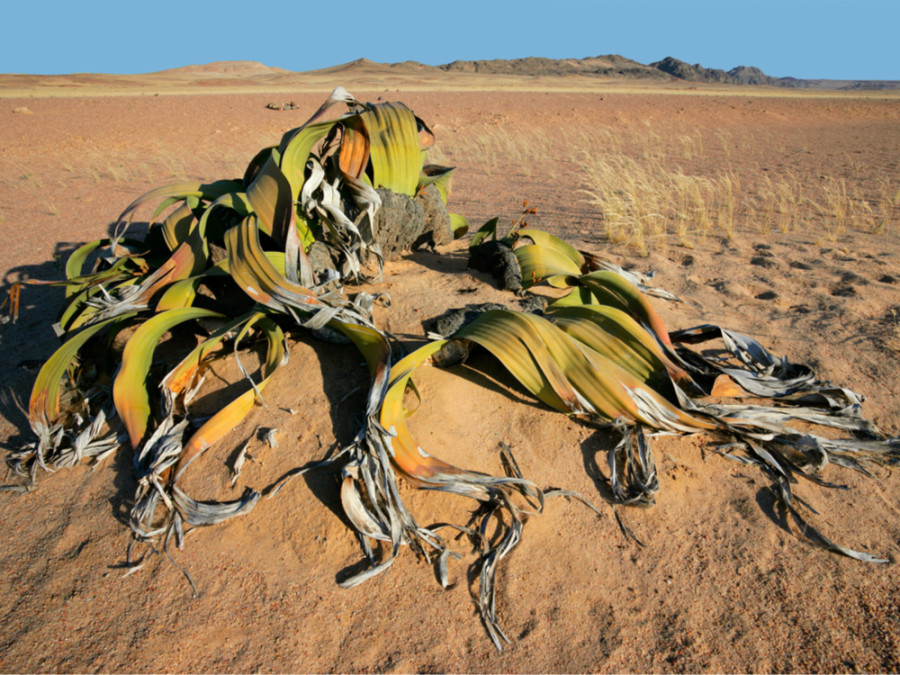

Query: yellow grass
[433,122,897,253]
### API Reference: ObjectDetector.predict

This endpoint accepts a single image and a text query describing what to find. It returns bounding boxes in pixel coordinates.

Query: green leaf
[450,213,469,238]
[113,307,223,449]
[470,217,499,248]
[116,179,242,232]
[359,102,423,196]
[29,314,135,430]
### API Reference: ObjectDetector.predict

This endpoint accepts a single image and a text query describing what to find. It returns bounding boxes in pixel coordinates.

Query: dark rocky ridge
[650,56,781,86]
[423,54,897,90]
[438,54,667,80]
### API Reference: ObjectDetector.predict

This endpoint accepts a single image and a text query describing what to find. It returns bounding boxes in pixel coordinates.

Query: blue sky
[3,0,897,80]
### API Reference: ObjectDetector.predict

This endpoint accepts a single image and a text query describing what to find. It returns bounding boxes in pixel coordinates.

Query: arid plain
[1,62,899,672]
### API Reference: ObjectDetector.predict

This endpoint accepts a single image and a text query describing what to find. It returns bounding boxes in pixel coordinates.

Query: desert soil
[1,85,899,673]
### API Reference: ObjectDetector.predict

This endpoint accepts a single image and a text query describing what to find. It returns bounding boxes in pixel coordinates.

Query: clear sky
[3,0,897,81]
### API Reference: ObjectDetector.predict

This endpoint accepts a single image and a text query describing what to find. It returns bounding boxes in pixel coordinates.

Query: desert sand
[1,68,899,673]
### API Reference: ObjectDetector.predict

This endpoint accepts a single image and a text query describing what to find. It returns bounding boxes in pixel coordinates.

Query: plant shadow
[0,240,82,451]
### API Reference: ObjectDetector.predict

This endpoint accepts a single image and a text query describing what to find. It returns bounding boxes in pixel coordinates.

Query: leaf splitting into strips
[21,315,137,477]
[224,214,320,316]
[376,340,492,484]
[172,314,286,483]
[669,323,866,403]
[63,238,146,298]
[72,231,208,332]
[224,215,380,332]
[129,321,284,539]
[578,250,683,302]
[160,311,259,406]
[171,485,261,528]
[278,118,343,202]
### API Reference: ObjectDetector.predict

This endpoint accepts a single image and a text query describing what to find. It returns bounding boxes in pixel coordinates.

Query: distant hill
[339,53,894,90]
[151,61,289,76]
[647,56,898,89]
[649,56,780,85]
[437,54,665,79]
[429,54,896,90]
[3,55,895,95]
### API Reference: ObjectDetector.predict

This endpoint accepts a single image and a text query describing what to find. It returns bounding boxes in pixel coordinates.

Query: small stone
[831,285,856,297]
[750,256,776,268]
[468,240,522,292]
[431,303,506,336]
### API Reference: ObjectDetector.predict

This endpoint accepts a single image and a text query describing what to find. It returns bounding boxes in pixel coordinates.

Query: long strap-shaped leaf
[113,307,223,449]
[114,179,242,244]
[513,228,584,288]
[546,304,694,390]
[223,214,320,315]
[359,102,423,196]
[278,119,342,200]
[376,341,478,482]
[171,313,286,482]
[29,314,135,430]
[573,270,674,347]
[454,309,712,432]
[161,311,257,401]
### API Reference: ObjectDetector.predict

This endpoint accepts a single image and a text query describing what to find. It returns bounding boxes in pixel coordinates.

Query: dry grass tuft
[427,123,897,253]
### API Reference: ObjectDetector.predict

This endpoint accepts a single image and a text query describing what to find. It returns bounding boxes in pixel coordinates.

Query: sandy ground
[1,84,899,673]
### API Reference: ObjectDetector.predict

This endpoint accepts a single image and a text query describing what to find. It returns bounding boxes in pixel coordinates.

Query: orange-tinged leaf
[379,341,468,480]
[577,271,673,347]
[113,307,222,449]
[172,315,285,481]
[710,374,747,398]
[338,117,370,180]
[161,312,256,398]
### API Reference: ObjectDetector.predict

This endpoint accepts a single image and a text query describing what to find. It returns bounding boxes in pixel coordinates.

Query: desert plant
[8,86,465,528]
[5,91,899,650]
[386,225,899,644]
